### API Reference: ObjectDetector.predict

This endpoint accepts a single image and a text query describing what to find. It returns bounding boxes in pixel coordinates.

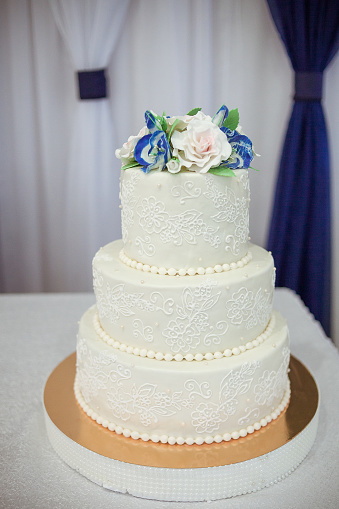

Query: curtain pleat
[48,0,130,290]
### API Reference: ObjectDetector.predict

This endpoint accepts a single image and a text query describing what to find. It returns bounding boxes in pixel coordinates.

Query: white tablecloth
[1,288,339,509]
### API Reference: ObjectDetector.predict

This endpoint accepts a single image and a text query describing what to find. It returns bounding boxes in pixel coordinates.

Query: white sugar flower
[166,111,211,132]
[115,126,149,165]
[166,157,181,173]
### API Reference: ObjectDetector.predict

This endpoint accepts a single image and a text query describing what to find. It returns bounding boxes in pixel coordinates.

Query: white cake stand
[44,353,319,502]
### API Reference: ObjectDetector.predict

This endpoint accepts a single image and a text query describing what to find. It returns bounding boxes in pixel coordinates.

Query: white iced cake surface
[75,306,290,445]
[120,168,250,270]
[75,152,291,446]
[93,240,275,356]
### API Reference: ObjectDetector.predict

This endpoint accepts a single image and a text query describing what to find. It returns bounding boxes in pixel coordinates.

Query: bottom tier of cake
[44,352,319,501]
[75,307,290,445]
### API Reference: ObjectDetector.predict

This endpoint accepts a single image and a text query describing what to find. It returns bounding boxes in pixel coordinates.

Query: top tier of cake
[120,169,250,271]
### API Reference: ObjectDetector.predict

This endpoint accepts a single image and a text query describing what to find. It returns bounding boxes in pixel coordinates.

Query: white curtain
[1,0,338,342]
[48,0,129,290]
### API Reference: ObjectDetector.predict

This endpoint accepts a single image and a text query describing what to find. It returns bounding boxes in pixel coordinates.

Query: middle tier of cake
[93,240,275,356]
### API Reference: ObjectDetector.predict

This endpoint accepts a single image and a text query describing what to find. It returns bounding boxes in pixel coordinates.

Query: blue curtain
[267,0,339,336]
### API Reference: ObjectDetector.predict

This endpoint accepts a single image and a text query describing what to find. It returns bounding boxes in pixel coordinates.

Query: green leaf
[159,116,168,132]
[150,111,167,131]
[168,118,180,141]
[223,108,239,131]
[208,166,236,177]
[121,161,141,171]
[186,107,202,116]
[249,166,259,171]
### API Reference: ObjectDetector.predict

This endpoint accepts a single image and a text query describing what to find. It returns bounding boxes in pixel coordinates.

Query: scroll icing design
[134,235,156,257]
[94,267,174,325]
[120,171,142,243]
[254,347,290,407]
[225,287,271,330]
[136,196,220,249]
[171,180,202,204]
[204,174,249,256]
[133,319,154,343]
[190,361,260,434]
[162,279,226,354]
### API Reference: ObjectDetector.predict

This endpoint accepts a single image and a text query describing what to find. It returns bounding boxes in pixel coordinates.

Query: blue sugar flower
[221,128,253,169]
[212,105,229,127]
[145,110,163,133]
[134,131,171,173]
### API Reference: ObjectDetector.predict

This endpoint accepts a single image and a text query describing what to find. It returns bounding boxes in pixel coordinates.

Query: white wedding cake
[74,105,290,446]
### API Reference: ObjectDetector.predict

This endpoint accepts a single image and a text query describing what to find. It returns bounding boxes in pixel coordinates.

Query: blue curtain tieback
[77,68,107,100]
[294,71,323,102]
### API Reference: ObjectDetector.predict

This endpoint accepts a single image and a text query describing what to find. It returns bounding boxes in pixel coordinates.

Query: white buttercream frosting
[93,241,275,355]
[74,376,290,446]
[75,306,290,444]
[93,309,276,361]
[120,169,250,269]
[119,249,252,275]
[74,168,291,448]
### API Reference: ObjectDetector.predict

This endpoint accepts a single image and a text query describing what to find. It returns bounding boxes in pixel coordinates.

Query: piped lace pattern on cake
[93,311,275,362]
[75,336,290,445]
[135,195,221,252]
[119,170,142,243]
[254,347,290,407]
[225,287,271,330]
[162,279,227,353]
[93,266,174,325]
[93,267,273,355]
[204,173,249,256]
[120,172,250,264]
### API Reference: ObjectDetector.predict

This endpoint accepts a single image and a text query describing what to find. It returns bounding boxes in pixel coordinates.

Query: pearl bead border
[94,312,275,362]
[119,249,252,276]
[74,378,290,446]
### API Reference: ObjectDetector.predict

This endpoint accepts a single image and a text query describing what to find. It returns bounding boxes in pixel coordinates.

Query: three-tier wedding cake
[73,105,290,446]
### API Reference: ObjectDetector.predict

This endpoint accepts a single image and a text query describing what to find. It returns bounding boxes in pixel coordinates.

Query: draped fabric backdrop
[267,0,339,337]
[0,0,338,344]
[48,0,129,290]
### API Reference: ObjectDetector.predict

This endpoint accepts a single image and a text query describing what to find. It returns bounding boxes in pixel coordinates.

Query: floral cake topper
[115,105,257,177]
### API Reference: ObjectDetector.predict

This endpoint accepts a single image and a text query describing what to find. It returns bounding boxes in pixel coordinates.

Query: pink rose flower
[171,118,232,173]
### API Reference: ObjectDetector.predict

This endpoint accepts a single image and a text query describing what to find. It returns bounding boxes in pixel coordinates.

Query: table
[1,289,339,508]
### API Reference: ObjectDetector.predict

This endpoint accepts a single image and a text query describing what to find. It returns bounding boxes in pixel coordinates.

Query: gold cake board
[44,353,319,501]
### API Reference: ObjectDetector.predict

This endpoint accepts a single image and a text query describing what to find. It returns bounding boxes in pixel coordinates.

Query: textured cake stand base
[44,353,319,502]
